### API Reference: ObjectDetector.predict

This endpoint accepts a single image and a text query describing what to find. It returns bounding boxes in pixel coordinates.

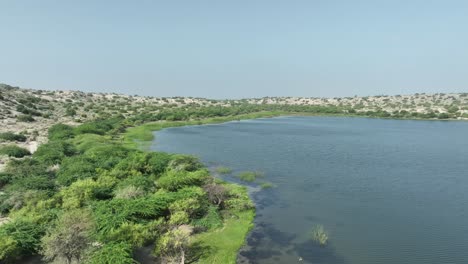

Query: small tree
[203,183,227,206]
[41,209,94,264]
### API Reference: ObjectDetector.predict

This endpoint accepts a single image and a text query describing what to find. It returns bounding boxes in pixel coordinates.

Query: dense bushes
[0,132,27,142]
[33,141,76,165]
[0,115,254,263]
[48,124,75,141]
[0,145,31,158]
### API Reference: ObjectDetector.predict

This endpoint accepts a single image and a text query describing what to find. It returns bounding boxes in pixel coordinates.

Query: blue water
[152,116,468,264]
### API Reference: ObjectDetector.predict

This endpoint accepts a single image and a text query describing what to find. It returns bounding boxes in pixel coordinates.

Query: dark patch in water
[294,240,348,264]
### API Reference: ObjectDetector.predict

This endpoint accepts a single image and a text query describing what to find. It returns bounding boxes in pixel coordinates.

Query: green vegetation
[0,117,255,263]
[237,171,264,182]
[0,145,31,158]
[260,182,275,189]
[311,224,329,246]
[0,132,27,142]
[215,166,232,174]
[191,210,254,263]
[124,111,287,149]
[16,114,35,122]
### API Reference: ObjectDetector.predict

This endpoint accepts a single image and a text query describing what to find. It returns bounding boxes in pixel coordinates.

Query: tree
[203,183,227,207]
[41,209,94,264]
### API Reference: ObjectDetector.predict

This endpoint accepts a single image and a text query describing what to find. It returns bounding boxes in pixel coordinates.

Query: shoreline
[123,112,467,150]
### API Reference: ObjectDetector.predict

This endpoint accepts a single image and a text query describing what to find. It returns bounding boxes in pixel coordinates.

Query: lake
[152,116,468,264]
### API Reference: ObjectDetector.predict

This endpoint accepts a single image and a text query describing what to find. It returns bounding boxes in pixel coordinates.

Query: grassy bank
[123,111,288,149]
[124,110,467,150]
[191,210,255,263]
[123,114,266,263]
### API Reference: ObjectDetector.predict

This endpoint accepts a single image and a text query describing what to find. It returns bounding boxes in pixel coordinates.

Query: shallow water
[152,116,468,264]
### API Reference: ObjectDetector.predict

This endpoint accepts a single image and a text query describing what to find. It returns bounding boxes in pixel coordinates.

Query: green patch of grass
[237,171,264,182]
[190,209,255,264]
[215,166,232,174]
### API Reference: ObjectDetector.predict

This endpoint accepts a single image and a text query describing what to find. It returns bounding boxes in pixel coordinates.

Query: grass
[311,224,328,246]
[237,171,264,182]
[190,209,255,264]
[215,166,232,174]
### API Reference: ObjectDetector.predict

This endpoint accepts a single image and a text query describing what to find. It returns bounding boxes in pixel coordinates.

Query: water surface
[152,116,468,264]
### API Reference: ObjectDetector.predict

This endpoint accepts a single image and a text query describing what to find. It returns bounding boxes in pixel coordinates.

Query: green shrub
[87,242,135,264]
[0,219,45,257]
[0,145,31,158]
[116,175,155,193]
[193,206,223,230]
[111,151,171,178]
[17,114,35,122]
[48,123,75,141]
[167,155,203,172]
[33,141,76,165]
[0,132,27,142]
[158,170,209,191]
[56,156,98,186]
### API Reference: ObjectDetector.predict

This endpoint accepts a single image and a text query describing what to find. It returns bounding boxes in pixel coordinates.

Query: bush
[0,145,31,158]
[114,185,145,199]
[111,151,171,178]
[33,141,76,165]
[0,219,45,257]
[56,156,98,186]
[17,114,35,122]
[41,209,94,263]
[193,206,223,230]
[87,242,135,264]
[158,170,209,191]
[0,132,27,142]
[167,155,203,172]
[48,123,75,141]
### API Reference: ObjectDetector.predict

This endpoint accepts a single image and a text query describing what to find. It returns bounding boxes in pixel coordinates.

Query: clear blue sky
[1,0,467,98]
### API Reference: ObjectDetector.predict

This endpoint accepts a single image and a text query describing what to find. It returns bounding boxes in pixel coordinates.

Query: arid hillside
[1,83,467,156]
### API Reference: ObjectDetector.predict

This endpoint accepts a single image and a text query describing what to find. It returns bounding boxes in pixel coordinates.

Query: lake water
[152,116,468,264]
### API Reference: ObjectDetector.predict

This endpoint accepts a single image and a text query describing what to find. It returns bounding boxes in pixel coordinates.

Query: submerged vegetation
[0,116,255,263]
[237,171,264,182]
[311,225,329,246]
[215,166,232,174]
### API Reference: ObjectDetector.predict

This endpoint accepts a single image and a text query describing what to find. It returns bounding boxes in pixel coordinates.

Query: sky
[1,0,467,99]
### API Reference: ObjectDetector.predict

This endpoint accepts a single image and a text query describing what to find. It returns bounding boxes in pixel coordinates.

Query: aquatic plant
[237,171,264,182]
[311,224,328,246]
[260,182,274,189]
[215,166,232,174]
